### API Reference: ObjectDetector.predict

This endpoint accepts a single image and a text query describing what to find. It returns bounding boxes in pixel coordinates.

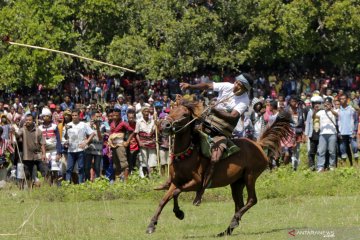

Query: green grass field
[1,194,359,239]
[1,164,360,240]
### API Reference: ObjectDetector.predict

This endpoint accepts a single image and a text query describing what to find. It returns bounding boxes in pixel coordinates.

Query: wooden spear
[1,35,135,72]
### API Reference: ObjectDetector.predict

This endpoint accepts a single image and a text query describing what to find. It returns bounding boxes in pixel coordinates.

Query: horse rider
[180,73,253,205]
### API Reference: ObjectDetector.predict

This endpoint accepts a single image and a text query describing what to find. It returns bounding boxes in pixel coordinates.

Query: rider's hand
[180,83,190,91]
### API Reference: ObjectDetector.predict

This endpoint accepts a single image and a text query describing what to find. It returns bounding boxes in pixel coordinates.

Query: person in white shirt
[180,73,253,205]
[135,107,156,178]
[313,97,338,172]
[62,109,95,183]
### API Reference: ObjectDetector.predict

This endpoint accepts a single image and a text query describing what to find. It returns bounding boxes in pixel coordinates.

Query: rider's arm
[180,82,213,91]
[212,108,240,125]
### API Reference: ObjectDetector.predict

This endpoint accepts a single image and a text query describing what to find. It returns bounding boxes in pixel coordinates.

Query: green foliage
[2,166,360,203]
[1,0,360,88]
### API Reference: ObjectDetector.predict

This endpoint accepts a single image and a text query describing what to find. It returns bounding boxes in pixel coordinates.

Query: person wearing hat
[135,95,150,120]
[135,106,156,178]
[38,107,62,184]
[313,97,338,172]
[305,96,323,171]
[180,73,253,205]
[154,101,165,119]
[115,94,128,122]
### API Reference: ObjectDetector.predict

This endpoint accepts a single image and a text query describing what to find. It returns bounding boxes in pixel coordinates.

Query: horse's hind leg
[146,183,176,234]
[218,174,257,237]
[231,179,245,213]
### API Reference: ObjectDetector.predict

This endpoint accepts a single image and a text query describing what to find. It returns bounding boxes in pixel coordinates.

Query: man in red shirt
[108,109,134,181]
[126,110,139,174]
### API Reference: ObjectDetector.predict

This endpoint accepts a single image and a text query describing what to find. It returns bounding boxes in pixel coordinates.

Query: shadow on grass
[183,227,295,239]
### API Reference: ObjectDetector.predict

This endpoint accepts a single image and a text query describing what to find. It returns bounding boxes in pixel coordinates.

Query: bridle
[160,109,194,158]
[162,114,192,134]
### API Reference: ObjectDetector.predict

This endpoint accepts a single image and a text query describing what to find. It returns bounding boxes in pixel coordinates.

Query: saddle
[198,130,240,160]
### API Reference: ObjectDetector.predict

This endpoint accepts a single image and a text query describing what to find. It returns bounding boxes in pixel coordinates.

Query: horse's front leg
[146,183,176,234]
[172,178,201,220]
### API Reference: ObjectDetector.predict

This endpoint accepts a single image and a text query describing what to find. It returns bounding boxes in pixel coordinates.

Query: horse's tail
[257,111,293,158]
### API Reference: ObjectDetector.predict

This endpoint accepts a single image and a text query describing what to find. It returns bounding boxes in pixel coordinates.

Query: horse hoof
[192,199,201,206]
[216,228,233,237]
[146,226,155,234]
[175,210,185,220]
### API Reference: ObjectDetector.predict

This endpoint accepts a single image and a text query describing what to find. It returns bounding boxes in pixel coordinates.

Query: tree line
[1,0,360,89]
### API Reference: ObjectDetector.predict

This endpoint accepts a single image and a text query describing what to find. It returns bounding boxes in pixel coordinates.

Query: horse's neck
[173,130,192,154]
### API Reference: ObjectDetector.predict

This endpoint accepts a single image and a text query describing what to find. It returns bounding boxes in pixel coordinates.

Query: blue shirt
[338,105,355,135]
[60,102,74,111]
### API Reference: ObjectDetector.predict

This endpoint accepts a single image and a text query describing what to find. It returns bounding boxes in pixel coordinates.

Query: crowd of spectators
[0,68,359,188]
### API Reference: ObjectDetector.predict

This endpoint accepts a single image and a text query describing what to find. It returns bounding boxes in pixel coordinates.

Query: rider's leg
[193,136,227,206]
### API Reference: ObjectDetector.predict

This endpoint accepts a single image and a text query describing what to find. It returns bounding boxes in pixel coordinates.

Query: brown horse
[146,101,292,236]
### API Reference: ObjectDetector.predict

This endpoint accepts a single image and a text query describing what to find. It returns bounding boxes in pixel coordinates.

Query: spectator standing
[108,109,134,181]
[84,111,105,181]
[114,94,128,122]
[250,98,266,140]
[126,111,139,174]
[135,107,156,177]
[305,96,323,171]
[62,109,95,183]
[60,95,75,111]
[338,94,356,166]
[314,97,338,172]
[38,108,62,184]
[287,96,305,170]
[14,114,47,183]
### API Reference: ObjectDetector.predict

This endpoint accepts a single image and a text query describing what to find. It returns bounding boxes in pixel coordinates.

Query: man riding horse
[179,73,253,205]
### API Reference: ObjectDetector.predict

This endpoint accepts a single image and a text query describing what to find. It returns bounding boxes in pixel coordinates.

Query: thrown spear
[1,35,135,72]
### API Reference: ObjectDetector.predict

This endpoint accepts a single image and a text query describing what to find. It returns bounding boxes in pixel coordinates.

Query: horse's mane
[181,99,204,118]
[257,111,293,158]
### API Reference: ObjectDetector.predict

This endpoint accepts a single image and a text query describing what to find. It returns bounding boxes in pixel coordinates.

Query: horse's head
[159,100,203,135]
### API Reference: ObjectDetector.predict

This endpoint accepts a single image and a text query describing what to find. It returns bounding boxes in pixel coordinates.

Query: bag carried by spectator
[324,110,340,138]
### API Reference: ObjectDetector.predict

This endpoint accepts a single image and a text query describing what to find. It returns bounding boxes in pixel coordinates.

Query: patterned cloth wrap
[138,132,156,149]
[203,114,236,137]
[198,131,240,160]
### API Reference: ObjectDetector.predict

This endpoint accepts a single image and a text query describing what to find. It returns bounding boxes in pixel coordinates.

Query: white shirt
[62,121,94,152]
[135,118,155,134]
[213,82,250,115]
[315,110,337,135]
